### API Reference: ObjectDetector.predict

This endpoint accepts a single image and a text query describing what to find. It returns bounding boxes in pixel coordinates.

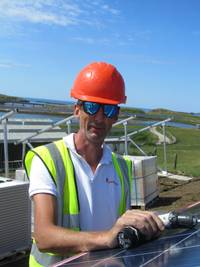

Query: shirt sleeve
[29,155,57,198]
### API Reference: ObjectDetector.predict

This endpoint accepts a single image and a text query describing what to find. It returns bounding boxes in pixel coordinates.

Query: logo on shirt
[106,178,118,186]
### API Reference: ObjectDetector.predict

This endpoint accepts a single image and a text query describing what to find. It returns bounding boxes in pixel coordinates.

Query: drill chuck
[168,212,199,228]
[159,211,199,228]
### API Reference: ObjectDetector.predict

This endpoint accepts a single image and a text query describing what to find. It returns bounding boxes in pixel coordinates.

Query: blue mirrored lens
[104,105,118,118]
[82,101,118,118]
[83,102,100,115]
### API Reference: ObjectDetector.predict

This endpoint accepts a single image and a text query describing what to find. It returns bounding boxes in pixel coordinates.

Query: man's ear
[73,104,81,117]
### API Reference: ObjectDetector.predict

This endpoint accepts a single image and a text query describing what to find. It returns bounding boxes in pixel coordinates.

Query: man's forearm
[34,224,116,255]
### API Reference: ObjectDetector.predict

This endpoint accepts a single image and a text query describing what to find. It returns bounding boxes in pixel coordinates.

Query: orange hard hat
[70,62,126,104]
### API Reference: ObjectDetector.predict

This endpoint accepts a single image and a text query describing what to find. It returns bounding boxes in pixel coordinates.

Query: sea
[0,97,74,122]
[25,97,73,106]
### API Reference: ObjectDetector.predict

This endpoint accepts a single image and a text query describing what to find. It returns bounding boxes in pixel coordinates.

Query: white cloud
[0,0,120,27]
[72,37,96,45]
[0,60,30,69]
[148,59,175,65]
[0,1,124,46]
[0,0,81,26]
[0,63,11,68]
[70,30,152,47]
[71,36,110,45]
[132,55,175,65]
[101,4,120,15]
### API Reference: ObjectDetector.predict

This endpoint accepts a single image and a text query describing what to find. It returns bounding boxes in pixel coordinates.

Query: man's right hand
[107,209,165,248]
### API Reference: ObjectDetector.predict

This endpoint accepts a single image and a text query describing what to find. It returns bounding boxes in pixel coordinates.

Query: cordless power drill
[117,211,200,249]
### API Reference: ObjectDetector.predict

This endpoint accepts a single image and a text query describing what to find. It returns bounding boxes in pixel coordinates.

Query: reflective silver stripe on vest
[46,142,80,229]
[31,242,63,267]
[115,154,131,209]
[46,142,66,227]
[30,143,80,267]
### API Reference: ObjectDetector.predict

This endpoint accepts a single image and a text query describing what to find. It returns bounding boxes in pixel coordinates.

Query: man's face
[74,102,118,145]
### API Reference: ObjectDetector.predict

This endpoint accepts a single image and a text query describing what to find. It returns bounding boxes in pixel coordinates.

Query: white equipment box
[0,177,31,260]
[15,168,28,182]
[126,156,159,208]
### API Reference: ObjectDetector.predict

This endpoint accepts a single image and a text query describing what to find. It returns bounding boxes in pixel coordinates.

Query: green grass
[128,127,200,177]
[156,127,200,177]
[148,108,200,126]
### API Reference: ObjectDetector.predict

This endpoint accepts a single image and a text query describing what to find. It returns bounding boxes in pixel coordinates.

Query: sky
[0,0,200,113]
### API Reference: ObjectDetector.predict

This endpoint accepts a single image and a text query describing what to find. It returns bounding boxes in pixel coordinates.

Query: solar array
[52,202,200,267]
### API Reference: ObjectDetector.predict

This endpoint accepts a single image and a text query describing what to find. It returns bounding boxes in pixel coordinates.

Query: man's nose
[94,107,104,121]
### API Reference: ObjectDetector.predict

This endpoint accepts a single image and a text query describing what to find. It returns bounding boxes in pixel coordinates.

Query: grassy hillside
[0,93,26,103]
[156,127,200,177]
[148,108,200,126]
[126,126,200,177]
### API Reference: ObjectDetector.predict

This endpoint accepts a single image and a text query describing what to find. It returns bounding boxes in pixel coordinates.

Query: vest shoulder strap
[112,152,132,214]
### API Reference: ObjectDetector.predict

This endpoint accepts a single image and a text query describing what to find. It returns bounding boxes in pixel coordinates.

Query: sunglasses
[78,101,119,118]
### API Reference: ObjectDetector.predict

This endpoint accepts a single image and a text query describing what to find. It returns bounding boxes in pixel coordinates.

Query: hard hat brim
[71,91,126,105]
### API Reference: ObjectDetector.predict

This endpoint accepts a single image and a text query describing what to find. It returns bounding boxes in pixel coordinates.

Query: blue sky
[0,0,200,113]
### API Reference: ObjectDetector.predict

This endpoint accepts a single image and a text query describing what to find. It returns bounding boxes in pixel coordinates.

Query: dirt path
[150,126,176,145]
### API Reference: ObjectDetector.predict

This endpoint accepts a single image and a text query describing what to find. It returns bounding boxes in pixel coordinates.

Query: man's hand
[33,194,164,253]
[107,209,165,248]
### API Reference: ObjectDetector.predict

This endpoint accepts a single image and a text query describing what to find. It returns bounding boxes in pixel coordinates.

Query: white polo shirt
[29,133,122,231]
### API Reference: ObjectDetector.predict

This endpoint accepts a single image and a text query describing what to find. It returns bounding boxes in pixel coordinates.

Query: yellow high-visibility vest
[24,139,132,267]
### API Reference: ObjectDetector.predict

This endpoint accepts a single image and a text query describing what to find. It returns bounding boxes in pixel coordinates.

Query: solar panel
[52,202,200,267]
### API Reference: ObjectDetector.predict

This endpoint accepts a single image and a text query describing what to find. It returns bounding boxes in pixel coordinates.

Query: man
[25,62,164,267]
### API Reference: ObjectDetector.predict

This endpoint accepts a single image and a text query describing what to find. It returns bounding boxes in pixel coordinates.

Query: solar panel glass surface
[52,202,200,267]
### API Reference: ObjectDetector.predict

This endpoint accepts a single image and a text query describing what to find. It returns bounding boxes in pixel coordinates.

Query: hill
[0,93,27,103]
[148,108,200,126]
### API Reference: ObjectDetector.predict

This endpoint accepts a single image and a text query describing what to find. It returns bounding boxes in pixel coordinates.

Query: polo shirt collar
[63,133,112,164]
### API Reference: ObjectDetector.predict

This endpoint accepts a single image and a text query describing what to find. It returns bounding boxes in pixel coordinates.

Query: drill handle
[117,226,144,249]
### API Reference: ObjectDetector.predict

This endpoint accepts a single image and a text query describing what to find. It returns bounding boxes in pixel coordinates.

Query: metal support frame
[15,115,75,145]
[0,109,18,123]
[162,123,167,175]
[126,118,171,173]
[107,117,172,173]
[27,142,34,149]
[128,138,147,156]
[22,143,26,162]
[66,120,71,134]
[3,119,9,177]
[20,142,34,163]
[14,115,75,163]
[113,116,135,127]
[113,116,135,155]
[122,118,172,139]
[123,121,128,155]
[1,106,172,176]
[0,109,18,177]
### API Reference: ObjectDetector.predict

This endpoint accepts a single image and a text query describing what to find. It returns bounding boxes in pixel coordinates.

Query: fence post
[162,123,167,175]
[174,153,178,169]
[3,119,9,177]
[123,121,128,155]
[67,120,71,134]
